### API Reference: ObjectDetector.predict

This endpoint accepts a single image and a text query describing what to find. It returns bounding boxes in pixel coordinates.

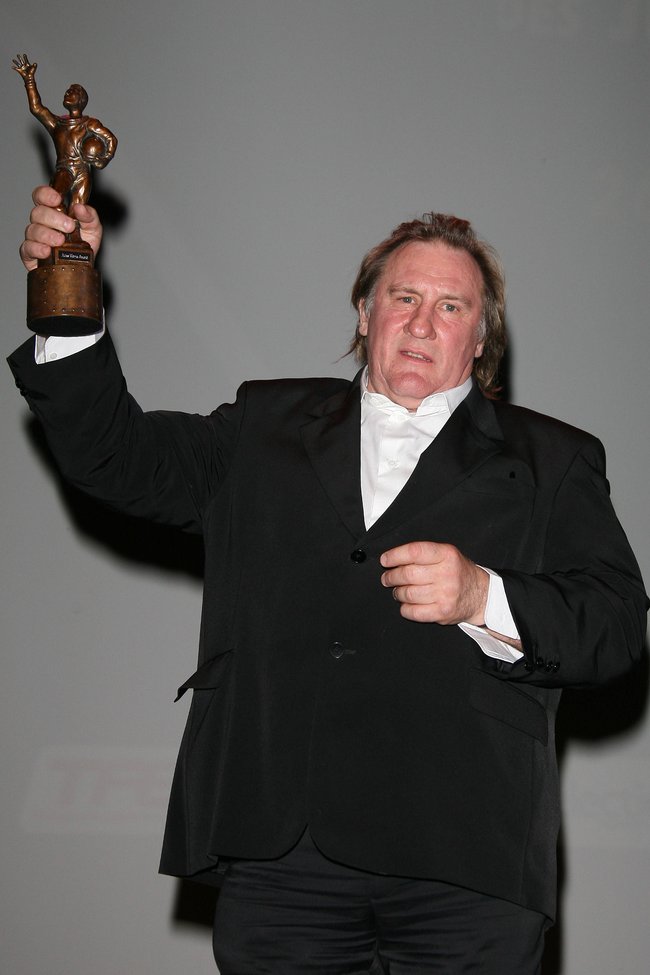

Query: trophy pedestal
[27,237,102,336]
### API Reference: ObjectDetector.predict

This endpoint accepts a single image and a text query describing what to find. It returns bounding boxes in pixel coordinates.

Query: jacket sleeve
[499,436,648,688]
[7,331,244,534]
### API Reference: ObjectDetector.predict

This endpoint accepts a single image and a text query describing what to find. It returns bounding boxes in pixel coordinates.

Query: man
[10,186,647,974]
[12,55,117,210]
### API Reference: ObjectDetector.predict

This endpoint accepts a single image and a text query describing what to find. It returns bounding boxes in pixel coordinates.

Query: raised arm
[12,54,57,131]
[11,185,240,534]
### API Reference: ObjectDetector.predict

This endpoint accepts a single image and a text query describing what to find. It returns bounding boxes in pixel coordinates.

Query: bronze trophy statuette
[12,54,117,335]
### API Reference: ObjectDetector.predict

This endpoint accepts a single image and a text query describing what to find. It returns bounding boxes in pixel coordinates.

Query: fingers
[20,237,57,272]
[69,202,103,253]
[70,202,98,228]
[380,540,442,569]
[381,560,437,593]
[379,542,488,625]
[20,186,103,271]
[32,185,62,208]
[11,53,35,75]
[380,542,447,592]
[385,570,445,621]
[20,190,74,272]
[21,215,73,271]
[380,542,452,623]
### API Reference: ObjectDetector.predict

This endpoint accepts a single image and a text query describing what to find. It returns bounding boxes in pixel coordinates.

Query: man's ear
[358,299,369,336]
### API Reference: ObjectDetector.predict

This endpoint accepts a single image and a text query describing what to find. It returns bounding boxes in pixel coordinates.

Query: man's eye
[399,296,414,304]
[442,303,458,313]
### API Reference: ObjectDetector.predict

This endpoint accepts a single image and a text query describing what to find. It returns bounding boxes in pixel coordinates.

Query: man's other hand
[380,541,489,626]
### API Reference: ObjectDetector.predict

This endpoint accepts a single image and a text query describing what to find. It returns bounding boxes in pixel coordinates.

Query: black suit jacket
[9,332,647,920]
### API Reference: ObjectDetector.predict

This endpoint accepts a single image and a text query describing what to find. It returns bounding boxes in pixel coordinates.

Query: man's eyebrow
[439,292,475,306]
[387,284,420,295]
[387,283,476,306]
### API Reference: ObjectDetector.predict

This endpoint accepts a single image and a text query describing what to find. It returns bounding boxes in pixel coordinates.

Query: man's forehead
[380,240,483,288]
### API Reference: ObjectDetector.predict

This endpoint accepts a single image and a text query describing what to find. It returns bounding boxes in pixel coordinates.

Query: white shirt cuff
[457,568,523,663]
[35,323,105,364]
[482,567,520,639]
[458,622,523,662]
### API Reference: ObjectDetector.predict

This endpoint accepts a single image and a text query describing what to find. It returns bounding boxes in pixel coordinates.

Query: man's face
[63,86,83,113]
[359,240,485,410]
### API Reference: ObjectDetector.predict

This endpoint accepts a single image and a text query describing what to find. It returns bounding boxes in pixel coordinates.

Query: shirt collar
[360,367,473,417]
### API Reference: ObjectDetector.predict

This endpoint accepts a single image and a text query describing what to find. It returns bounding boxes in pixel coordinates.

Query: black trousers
[212,830,548,974]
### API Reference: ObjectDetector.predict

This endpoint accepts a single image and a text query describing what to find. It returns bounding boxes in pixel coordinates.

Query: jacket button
[535,657,545,670]
[350,549,366,563]
[330,642,345,659]
[524,660,535,672]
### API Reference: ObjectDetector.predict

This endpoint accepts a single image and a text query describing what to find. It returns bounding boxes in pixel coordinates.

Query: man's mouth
[401,350,432,363]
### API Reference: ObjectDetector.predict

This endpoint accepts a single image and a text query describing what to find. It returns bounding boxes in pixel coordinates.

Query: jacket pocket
[469,668,548,744]
[175,650,235,750]
[175,650,234,701]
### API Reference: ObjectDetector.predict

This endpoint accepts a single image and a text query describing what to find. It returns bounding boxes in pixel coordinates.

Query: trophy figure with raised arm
[12,54,117,335]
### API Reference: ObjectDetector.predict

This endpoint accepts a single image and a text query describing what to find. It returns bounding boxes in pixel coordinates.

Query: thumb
[72,203,93,223]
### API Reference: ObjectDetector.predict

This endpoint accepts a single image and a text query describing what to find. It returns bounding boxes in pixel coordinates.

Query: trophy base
[27,240,103,336]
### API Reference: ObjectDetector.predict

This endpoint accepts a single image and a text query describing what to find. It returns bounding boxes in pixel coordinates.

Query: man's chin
[388,372,441,406]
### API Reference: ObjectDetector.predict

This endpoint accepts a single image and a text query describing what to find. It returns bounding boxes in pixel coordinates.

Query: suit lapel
[300,376,505,543]
[300,372,366,539]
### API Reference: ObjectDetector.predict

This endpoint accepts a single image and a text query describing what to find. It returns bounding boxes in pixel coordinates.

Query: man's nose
[405,306,435,338]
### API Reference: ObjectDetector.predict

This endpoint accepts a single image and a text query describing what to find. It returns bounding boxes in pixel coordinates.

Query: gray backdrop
[2,2,649,973]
